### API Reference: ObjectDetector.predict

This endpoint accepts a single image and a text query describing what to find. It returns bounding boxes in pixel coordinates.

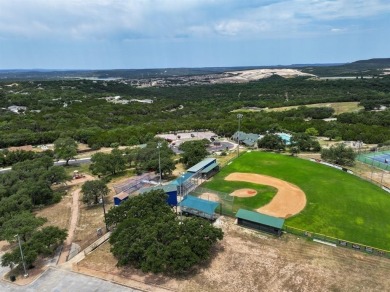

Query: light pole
[179,173,185,222]
[14,234,28,278]
[157,142,162,185]
[101,193,108,232]
[237,114,243,157]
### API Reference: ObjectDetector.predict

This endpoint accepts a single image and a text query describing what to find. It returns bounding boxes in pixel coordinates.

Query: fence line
[67,225,108,261]
[309,158,390,189]
[284,225,390,258]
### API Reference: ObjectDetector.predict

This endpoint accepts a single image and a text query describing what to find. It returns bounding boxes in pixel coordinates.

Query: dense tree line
[0,149,54,167]
[0,156,69,272]
[88,140,175,178]
[0,78,389,148]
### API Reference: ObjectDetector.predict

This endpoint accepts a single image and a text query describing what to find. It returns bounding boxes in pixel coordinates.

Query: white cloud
[0,0,389,41]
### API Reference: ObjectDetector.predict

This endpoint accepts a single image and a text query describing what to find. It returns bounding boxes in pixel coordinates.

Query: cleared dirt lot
[78,216,390,292]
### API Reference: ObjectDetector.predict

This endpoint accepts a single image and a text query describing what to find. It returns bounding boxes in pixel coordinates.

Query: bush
[321,144,356,166]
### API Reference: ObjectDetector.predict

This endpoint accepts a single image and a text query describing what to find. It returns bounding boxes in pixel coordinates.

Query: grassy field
[203,151,390,250]
[264,101,363,115]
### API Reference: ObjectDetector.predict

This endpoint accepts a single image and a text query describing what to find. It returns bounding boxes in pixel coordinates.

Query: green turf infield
[203,151,390,250]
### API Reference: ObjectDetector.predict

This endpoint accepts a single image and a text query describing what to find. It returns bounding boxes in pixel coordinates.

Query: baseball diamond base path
[225,172,306,218]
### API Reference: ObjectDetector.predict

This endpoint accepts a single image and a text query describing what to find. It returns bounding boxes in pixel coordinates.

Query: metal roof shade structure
[200,162,219,174]
[169,172,194,186]
[180,195,219,216]
[236,209,285,229]
[187,158,216,173]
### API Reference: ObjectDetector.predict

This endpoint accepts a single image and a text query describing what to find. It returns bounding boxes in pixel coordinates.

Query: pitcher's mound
[230,188,257,197]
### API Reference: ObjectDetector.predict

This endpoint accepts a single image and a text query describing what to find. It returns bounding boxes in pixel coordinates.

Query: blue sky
[0,0,389,69]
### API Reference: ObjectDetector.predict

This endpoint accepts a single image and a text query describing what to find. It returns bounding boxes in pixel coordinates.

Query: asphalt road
[0,157,92,174]
[0,267,138,292]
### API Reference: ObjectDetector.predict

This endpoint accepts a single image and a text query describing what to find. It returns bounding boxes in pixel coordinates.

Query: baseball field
[202,151,390,250]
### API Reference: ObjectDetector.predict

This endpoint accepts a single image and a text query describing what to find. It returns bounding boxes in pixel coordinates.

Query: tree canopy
[321,144,357,166]
[1,226,67,269]
[179,140,209,168]
[54,137,78,165]
[89,148,126,176]
[257,134,285,151]
[81,180,109,205]
[108,190,223,275]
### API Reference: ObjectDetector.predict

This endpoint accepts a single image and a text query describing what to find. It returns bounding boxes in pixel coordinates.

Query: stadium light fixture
[237,114,243,157]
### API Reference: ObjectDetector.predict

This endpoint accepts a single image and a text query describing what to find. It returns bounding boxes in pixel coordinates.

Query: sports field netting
[113,172,158,194]
[190,187,235,216]
[357,151,390,171]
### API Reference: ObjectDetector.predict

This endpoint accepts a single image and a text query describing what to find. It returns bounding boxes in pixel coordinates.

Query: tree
[257,134,285,151]
[29,226,67,255]
[54,137,77,166]
[108,190,223,275]
[44,165,69,186]
[179,140,209,168]
[133,141,175,177]
[290,133,321,152]
[324,129,340,141]
[81,180,109,205]
[0,212,46,242]
[321,144,357,166]
[89,149,126,176]
[305,127,319,136]
[1,226,66,269]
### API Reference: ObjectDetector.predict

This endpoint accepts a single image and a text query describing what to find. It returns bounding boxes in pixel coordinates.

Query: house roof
[232,131,260,144]
[187,158,216,173]
[180,195,219,216]
[236,209,285,229]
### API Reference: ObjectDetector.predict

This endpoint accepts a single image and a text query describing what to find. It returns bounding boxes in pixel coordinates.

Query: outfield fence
[309,158,390,190]
[284,225,390,258]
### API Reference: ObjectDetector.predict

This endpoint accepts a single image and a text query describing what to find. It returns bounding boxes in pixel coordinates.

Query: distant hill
[300,58,390,77]
[0,58,389,81]
[350,58,390,67]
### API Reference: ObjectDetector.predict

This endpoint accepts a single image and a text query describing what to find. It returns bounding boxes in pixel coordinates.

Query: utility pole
[15,234,28,278]
[157,142,162,185]
[237,114,243,157]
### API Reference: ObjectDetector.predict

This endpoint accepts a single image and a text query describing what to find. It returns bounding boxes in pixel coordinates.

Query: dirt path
[225,172,306,218]
[58,189,81,264]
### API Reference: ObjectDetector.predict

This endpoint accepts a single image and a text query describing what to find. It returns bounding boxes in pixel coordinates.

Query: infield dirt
[225,172,306,218]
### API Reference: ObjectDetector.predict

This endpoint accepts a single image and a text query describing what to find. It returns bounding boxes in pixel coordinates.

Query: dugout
[201,161,219,179]
[187,158,217,173]
[180,195,219,220]
[138,184,178,206]
[236,209,285,236]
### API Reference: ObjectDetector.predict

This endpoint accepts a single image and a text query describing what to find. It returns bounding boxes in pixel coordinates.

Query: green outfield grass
[203,151,390,250]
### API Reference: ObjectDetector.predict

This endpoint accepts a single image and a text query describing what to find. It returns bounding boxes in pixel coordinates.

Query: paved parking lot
[0,267,138,292]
